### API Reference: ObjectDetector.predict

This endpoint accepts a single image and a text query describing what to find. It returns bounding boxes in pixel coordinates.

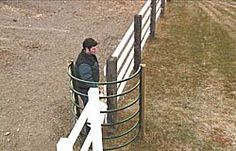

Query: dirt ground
[1,0,236,151]
[0,1,145,151]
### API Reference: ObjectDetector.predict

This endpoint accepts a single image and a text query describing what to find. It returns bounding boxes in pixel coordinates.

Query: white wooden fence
[104,0,165,96]
[57,0,167,150]
[57,88,107,151]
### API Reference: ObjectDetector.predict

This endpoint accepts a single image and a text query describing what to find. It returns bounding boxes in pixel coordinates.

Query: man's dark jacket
[73,50,99,94]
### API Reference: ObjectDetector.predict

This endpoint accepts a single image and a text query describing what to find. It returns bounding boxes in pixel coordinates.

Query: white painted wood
[141,27,150,51]
[57,138,73,151]
[112,23,134,58]
[59,0,167,150]
[57,88,106,151]
[117,48,134,82]
[117,37,134,73]
[156,7,162,21]
[139,0,151,16]
[156,0,162,15]
[142,7,151,29]
[141,18,151,40]
[80,132,93,151]
[105,0,152,77]
[104,0,165,99]
[117,59,134,95]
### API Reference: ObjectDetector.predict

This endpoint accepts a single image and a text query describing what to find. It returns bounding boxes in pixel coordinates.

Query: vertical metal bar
[150,0,157,37]
[134,15,142,72]
[69,60,81,119]
[139,64,146,140]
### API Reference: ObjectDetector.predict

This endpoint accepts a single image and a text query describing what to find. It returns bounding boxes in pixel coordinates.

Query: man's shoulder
[75,52,87,64]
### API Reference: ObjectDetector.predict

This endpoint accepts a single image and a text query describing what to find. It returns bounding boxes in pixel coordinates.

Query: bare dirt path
[0,1,144,151]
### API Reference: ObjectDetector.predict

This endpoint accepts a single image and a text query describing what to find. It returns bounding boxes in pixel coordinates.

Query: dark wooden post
[161,0,166,17]
[134,15,142,72]
[106,56,118,129]
[150,0,157,37]
[139,64,146,140]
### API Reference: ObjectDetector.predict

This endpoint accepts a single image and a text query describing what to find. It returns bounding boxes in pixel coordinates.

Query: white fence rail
[156,0,162,21]
[57,88,107,151]
[104,0,165,96]
[57,0,167,150]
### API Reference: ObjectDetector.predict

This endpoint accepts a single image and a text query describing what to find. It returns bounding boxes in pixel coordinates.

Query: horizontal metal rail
[69,80,139,100]
[68,62,141,85]
[101,96,139,113]
[71,93,139,114]
[66,0,166,150]
[102,109,139,127]
[103,130,139,151]
[103,121,139,140]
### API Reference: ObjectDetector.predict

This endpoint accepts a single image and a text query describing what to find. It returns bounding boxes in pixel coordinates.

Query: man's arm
[79,64,97,87]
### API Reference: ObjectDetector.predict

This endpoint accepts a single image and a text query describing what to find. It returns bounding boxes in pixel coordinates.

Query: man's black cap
[82,38,98,49]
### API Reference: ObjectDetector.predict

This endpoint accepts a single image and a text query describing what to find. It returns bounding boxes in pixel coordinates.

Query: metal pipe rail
[68,61,146,150]
[64,0,167,149]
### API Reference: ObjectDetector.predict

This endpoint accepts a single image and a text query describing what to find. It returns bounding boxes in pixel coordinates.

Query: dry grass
[124,1,236,151]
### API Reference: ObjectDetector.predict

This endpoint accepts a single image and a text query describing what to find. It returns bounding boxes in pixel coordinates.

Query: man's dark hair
[82,38,98,50]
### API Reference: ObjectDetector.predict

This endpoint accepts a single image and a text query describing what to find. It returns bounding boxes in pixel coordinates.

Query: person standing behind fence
[74,38,100,107]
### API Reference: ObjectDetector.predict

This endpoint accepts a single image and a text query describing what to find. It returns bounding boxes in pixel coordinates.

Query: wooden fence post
[150,0,157,37]
[134,15,142,72]
[161,0,166,17]
[106,56,118,129]
[139,64,146,140]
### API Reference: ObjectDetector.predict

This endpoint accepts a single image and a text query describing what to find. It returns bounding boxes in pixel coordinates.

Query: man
[74,38,99,107]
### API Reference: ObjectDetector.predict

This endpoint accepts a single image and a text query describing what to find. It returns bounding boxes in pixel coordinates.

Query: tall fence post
[106,56,118,130]
[139,64,146,140]
[161,0,166,17]
[150,0,157,37]
[134,15,142,72]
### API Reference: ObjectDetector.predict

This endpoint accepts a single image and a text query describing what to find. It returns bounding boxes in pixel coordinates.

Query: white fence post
[57,88,107,151]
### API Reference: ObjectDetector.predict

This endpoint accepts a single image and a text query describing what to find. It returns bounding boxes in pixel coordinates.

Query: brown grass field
[127,1,236,151]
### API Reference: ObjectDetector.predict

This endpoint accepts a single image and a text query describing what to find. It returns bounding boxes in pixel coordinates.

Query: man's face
[89,46,99,55]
